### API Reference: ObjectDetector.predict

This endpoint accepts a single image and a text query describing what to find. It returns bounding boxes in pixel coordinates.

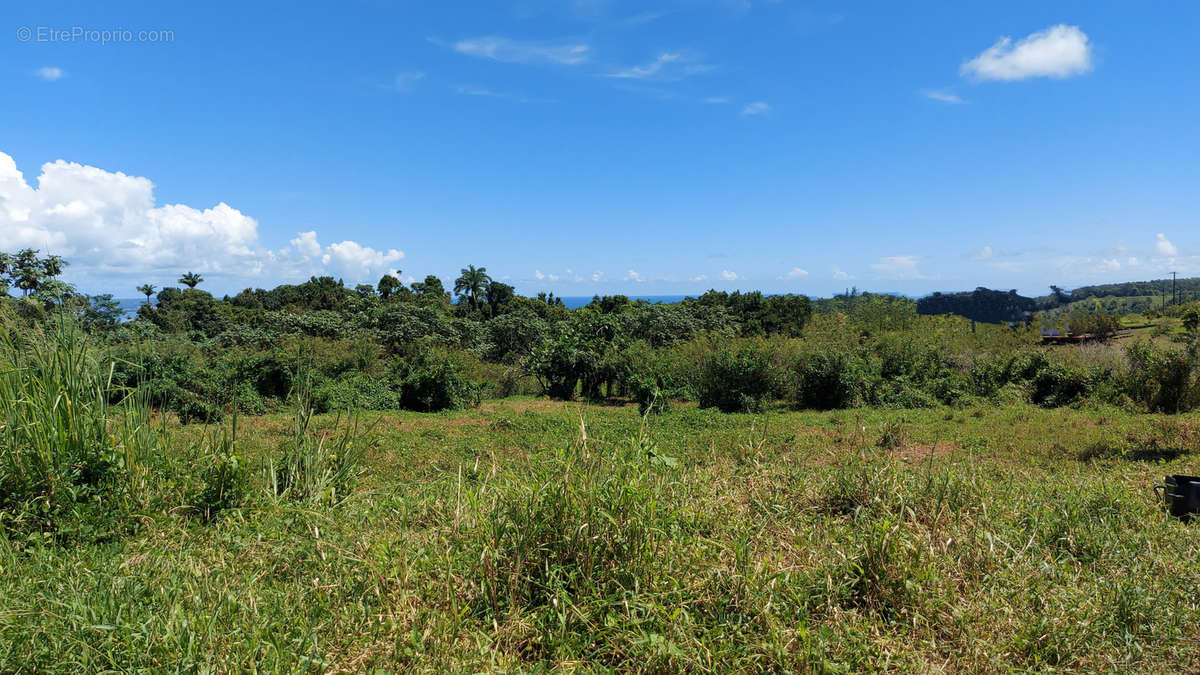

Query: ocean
[557,295,688,309]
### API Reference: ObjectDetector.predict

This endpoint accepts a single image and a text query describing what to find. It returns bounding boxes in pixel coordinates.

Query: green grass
[3,396,1200,671]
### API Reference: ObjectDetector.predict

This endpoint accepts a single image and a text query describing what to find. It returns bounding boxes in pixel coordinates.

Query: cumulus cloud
[321,240,404,277]
[36,67,65,82]
[625,269,644,282]
[1156,233,1178,257]
[290,231,322,259]
[832,266,851,280]
[741,102,771,116]
[0,151,404,288]
[870,255,925,280]
[961,25,1093,82]
[720,269,738,281]
[921,89,964,104]
[448,36,590,65]
[968,245,994,261]
[785,267,809,278]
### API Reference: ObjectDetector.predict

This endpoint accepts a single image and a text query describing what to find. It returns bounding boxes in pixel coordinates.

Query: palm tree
[453,265,490,309]
[179,272,204,289]
[137,283,157,304]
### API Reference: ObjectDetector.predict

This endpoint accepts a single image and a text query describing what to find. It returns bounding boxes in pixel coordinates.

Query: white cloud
[449,36,590,65]
[393,71,426,91]
[961,25,1093,82]
[832,266,851,280]
[741,101,770,116]
[720,269,738,281]
[691,274,708,282]
[921,89,964,104]
[290,231,322,259]
[785,267,809,278]
[591,271,603,282]
[605,51,712,80]
[968,245,994,261]
[1097,258,1122,272]
[625,269,644,282]
[321,240,404,277]
[870,255,925,280]
[607,52,680,79]
[36,67,64,82]
[1156,233,1178,257]
[0,151,404,287]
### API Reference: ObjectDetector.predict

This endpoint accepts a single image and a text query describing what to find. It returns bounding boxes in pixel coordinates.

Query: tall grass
[266,377,369,506]
[0,321,154,539]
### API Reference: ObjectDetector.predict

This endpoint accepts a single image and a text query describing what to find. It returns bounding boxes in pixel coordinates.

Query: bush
[1029,363,1090,407]
[312,371,400,413]
[696,340,780,413]
[628,374,670,415]
[391,347,481,412]
[1125,343,1199,413]
[792,349,872,410]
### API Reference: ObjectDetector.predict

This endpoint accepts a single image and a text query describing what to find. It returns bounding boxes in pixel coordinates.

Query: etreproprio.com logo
[17,25,174,45]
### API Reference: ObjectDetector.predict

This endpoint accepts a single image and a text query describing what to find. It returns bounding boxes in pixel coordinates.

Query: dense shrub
[391,347,481,412]
[791,349,872,410]
[696,340,780,413]
[1125,343,1199,413]
[1029,363,1090,407]
[313,372,401,413]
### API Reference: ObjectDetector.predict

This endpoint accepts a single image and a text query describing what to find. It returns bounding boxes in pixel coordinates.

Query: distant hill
[1058,277,1200,304]
[916,287,1035,324]
[913,277,1200,324]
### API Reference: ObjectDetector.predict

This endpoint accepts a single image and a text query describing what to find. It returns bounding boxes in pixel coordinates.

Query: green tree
[484,281,515,317]
[454,265,491,310]
[137,284,157,305]
[1,249,67,296]
[179,272,204,289]
[377,274,402,300]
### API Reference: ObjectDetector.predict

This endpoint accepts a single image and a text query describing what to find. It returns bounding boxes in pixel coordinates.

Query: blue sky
[2,1,1198,298]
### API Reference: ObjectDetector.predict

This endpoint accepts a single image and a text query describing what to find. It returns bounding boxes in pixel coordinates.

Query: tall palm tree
[453,265,490,309]
[179,272,204,289]
[137,283,157,304]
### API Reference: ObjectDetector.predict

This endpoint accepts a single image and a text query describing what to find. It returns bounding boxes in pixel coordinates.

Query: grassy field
[3,397,1200,672]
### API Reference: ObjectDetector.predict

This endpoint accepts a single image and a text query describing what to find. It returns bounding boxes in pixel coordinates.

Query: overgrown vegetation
[5,252,1200,670]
